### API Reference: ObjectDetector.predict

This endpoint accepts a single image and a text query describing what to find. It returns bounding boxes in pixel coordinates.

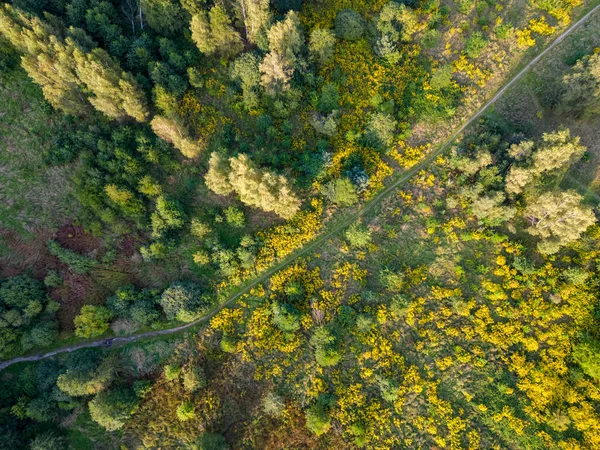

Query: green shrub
[573,337,600,381]
[322,178,358,206]
[306,404,331,436]
[345,223,372,248]
[176,401,196,421]
[465,32,487,58]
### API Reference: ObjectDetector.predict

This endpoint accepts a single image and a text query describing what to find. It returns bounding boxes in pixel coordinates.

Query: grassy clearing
[0,69,79,237]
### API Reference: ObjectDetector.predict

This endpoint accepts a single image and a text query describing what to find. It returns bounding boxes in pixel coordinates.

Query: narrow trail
[2,4,599,372]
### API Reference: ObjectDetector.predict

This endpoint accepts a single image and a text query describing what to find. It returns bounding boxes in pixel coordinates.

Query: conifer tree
[73,47,149,122]
[190,5,243,58]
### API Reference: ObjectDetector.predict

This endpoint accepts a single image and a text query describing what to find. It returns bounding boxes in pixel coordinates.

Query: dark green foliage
[335,9,364,41]
[47,240,97,274]
[273,0,303,13]
[0,275,57,358]
[56,350,114,397]
[88,386,140,431]
[29,432,68,450]
[193,433,229,450]
[319,82,339,114]
[0,274,45,309]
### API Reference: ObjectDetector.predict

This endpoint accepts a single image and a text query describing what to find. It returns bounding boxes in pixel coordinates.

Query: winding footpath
[2,4,599,372]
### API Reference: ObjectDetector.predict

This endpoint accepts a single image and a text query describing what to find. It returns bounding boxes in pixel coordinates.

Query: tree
[322,178,358,206]
[506,130,585,195]
[88,387,139,431]
[311,327,341,367]
[0,5,88,115]
[262,392,285,417]
[334,9,364,41]
[56,351,114,396]
[159,282,211,322]
[106,285,160,326]
[531,129,585,175]
[309,28,336,65]
[230,154,301,218]
[29,432,68,450]
[205,152,235,196]
[193,433,229,450]
[524,190,596,254]
[272,302,301,334]
[310,112,338,137]
[562,52,600,119]
[73,47,149,122]
[176,401,196,421]
[0,274,45,310]
[470,192,516,227]
[260,51,293,95]
[74,305,114,338]
[190,6,243,58]
[205,153,301,218]
[267,11,304,65]
[151,195,185,238]
[141,0,185,35]
[182,366,207,392]
[150,115,204,158]
[225,206,245,228]
[0,275,56,358]
[364,113,396,149]
[234,0,271,44]
[505,166,534,196]
[375,2,418,62]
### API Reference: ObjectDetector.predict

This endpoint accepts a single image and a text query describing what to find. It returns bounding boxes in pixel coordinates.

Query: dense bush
[0,275,58,358]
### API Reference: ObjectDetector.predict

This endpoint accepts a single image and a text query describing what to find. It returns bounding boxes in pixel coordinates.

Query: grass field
[0,70,78,237]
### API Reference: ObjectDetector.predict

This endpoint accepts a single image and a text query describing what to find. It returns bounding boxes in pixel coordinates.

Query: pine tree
[0,5,88,115]
[150,115,204,158]
[190,5,243,58]
[73,47,149,122]
[204,152,300,218]
[205,152,235,196]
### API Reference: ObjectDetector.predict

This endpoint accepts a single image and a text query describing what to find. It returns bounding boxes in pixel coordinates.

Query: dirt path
[2,3,599,373]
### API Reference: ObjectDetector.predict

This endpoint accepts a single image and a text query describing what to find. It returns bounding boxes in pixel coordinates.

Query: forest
[1,0,600,448]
